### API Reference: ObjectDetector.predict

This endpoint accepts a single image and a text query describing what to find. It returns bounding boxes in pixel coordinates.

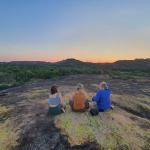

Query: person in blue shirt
[92,81,112,113]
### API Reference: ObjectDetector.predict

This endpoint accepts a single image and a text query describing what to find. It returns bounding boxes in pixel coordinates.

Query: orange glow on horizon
[0,52,149,63]
[0,55,117,63]
[0,55,142,63]
[0,53,118,63]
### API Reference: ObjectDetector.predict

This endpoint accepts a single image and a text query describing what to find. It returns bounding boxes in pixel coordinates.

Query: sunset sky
[0,0,150,62]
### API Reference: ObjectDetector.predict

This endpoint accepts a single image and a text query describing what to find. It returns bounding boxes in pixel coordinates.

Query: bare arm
[59,93,64,105]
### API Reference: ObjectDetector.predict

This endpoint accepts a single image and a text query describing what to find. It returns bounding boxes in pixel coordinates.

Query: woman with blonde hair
[70,83,89,112]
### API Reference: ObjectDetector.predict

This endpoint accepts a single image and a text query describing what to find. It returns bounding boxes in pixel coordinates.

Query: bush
[0,63,149,91]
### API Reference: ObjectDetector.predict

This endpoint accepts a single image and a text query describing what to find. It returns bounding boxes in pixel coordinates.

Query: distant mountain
[6,61,52,65]
[56,58,150,70]
[0,58,150,70]
[113,59,150,70]
[56,58,84,66]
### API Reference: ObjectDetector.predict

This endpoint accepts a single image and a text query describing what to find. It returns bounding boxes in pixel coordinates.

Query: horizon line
[0,58,149,64]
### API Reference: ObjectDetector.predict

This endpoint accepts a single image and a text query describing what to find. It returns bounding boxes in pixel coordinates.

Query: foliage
[0,63,149,90]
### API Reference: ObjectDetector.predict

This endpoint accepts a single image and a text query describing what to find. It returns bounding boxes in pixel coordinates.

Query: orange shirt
[72,91,87,110]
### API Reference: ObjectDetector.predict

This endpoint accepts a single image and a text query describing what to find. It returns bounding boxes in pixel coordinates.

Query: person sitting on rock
[48,85,65,115]
[90,82,113,115]
[70,83,89,112]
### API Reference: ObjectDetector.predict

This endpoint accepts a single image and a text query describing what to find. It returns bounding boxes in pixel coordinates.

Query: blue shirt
[92,89,111,111]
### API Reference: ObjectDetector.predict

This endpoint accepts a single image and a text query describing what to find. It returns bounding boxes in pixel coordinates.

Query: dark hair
[51,85,58,95]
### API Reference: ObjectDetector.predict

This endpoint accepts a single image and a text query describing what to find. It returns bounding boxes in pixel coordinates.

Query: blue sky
[0,0,150,62]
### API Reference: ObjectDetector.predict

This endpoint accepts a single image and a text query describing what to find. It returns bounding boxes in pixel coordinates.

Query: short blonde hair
[99,81,108,89]
[76,83,84,90]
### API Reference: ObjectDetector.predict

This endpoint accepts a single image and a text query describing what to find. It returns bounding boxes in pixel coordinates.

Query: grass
[0,105,18,150]
[55,110,132,149]
[111,94,150,119]
[143,131,150,150]
[0,105,11,114]
[0,105,13,123]
[55,112,95,145]
[0,122,17,150]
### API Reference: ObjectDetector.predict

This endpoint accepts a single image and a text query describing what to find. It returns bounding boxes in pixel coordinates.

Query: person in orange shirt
[70,83,89,112]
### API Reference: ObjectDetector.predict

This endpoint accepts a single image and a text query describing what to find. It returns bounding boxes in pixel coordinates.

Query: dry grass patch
[111,94,150,119]
[0,105,13,123]
[55,110,136,149]
[0,121,18,150]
